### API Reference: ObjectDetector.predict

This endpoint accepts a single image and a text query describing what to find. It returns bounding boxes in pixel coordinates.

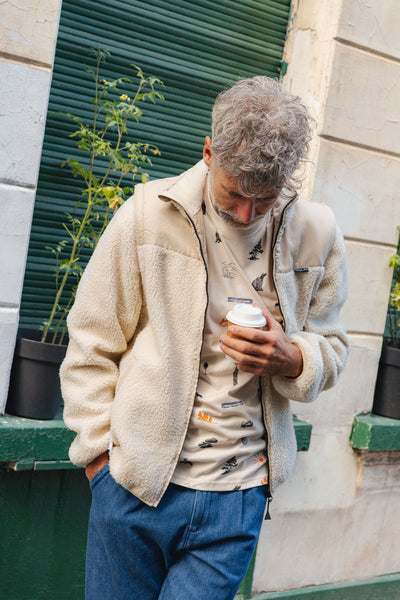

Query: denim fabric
[86,463,267,600]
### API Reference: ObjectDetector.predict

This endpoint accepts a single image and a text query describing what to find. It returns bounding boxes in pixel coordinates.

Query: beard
[208,170,267,229]
[212,203,266,229]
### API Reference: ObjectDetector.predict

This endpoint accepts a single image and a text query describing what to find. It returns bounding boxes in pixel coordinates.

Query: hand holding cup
[220,303,303,378]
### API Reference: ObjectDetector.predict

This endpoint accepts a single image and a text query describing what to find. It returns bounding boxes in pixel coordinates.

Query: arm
[60,196,142,467]
[220,224,349,402]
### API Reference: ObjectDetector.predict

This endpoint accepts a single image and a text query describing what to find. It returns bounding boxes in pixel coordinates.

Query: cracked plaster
[0,60,52,186]
[0,0,62,65]
[282,1,343,199]
[313,139,400,245]
[338,0,400,60]
[0,184,35,306]
[342,239,394,335]
[323,43,400,155]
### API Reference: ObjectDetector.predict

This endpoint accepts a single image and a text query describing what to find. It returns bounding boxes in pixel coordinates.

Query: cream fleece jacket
[60,160,349,507]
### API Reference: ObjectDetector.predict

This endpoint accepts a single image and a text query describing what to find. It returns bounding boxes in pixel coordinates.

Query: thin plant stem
[41,48,163,344]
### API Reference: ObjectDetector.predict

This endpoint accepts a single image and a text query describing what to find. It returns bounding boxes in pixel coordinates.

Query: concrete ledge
[0,412,312,468]
[0,408,75,464]
[250,572,400,599]
[350,413,400,451]
[292,417,312,451]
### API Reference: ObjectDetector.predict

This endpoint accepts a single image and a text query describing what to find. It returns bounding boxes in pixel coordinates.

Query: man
[60,76,349,600]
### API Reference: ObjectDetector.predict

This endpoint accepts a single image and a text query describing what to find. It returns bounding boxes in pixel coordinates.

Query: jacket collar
[158,160,208,218]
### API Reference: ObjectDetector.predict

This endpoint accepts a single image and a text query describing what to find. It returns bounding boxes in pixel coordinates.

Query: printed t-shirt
[171,178,281,491]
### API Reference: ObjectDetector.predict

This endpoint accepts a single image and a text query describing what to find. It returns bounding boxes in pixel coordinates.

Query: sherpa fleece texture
[60,160,349,507]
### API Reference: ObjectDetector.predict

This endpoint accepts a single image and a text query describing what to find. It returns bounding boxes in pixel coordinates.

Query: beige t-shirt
[171,180,281,491]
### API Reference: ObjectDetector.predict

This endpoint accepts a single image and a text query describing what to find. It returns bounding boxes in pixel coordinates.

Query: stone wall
[0,1,62,412]
[252,0,400,593]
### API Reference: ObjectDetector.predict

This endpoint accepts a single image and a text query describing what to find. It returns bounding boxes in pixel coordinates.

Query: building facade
[1,1,399,597]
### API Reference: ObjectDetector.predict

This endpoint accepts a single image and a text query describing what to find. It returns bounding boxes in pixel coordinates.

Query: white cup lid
[226,303,266,327]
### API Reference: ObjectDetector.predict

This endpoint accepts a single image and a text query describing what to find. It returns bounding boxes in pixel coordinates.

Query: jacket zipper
[271,194,296,332]
[262,193,297,519]
[160,201,209,495]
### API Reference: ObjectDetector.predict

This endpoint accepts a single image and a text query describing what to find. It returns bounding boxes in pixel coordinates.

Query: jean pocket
[89,462,110,490]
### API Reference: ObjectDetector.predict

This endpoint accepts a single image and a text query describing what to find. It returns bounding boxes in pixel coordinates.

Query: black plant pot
[6,328,68,420]
[372,345,400,420]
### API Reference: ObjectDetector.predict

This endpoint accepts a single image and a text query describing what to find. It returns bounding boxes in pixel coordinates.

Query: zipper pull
[264,485,273,520]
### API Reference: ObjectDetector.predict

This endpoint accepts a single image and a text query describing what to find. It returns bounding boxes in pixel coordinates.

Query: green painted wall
[0,468,90,599]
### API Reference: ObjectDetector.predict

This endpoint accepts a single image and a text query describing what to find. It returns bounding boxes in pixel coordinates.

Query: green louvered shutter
[20,0,291,329]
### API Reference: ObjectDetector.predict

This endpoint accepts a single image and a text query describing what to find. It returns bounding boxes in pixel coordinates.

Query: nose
[235,199,256,223]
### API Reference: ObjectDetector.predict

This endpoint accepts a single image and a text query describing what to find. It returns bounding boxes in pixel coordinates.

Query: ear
[203,136,213,169]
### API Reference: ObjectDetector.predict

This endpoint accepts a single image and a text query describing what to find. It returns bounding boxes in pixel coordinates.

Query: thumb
[261,307,275,331]
[254,304,275,331]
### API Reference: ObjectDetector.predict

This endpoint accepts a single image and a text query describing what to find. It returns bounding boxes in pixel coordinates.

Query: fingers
[226,324,269,342]
[220,339,266,372]
[221,339,261,362]
[221,323,276,362]
[220,330,274,368]
[222,331,268,357]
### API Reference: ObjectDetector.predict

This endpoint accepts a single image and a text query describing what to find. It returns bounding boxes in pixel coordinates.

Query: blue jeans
[86,464,267,600]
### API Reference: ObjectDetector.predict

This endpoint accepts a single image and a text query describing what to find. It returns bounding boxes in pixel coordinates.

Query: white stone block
[254,506,346,592]
[313,139,400,245]
[338,485,400,579]
[0,184,36,305]
[253,432,360,591]
[0,308,19,414]
[0,184,35,235]
[323,43,400,155]
[0,0,61,66]
[342,240,394,335]
[0,234,30,306]
[270,432,359,513]
[338,0,400,60]
[292,334,383,430]
[253,481,400,593]
[0,60,52,187]
[356,455,400,495]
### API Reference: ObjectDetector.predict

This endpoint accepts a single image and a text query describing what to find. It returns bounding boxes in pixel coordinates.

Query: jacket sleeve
[271,224,350,403]
[60,195,142,467]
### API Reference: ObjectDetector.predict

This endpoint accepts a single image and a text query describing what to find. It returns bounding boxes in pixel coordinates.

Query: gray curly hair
[211,76,314,198]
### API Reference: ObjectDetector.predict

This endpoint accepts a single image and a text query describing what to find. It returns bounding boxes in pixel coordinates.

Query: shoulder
[135,173,180,199]
[293,196,336,233]
[293,196,337,245]
[109,173,180,233]
[283,196,339,266]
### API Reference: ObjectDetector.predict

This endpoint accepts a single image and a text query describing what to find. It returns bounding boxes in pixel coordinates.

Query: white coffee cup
[226,303,266,332]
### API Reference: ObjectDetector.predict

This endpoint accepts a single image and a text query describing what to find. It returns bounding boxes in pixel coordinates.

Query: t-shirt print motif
[252,272,267,291]
[248,239,264,260]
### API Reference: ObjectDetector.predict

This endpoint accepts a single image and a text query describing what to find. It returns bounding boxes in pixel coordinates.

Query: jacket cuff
[271,334,323,403]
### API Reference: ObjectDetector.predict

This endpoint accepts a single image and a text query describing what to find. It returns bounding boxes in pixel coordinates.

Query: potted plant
[6,48,164,419]
[372,226,400,419]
